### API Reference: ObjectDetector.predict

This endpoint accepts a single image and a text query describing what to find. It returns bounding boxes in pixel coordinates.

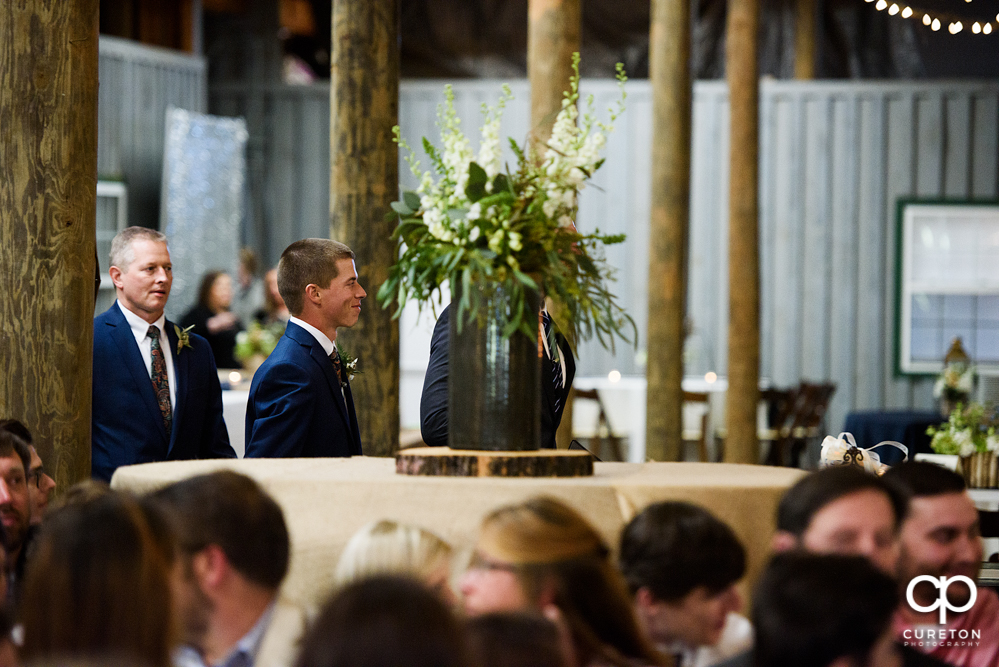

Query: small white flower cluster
[541,97,610,228]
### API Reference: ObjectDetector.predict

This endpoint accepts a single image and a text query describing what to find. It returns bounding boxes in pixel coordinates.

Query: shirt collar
[288,316,335,356]
[173,600,276,667]
[118,300,167,339]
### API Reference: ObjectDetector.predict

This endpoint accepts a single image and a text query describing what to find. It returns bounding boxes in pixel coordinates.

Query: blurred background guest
[619,502,751,667]
[295,575,472,667]
[335,519,454,604]
[459,496,665,667]
[255,268,290,326]
[181,270,243,369]
[232,248,265,326]
[466,612,570,667]
[20,491,174,667]
[0,421,55,528]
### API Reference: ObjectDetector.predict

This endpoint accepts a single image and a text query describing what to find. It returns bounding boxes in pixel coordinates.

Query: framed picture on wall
[895,200,999,376]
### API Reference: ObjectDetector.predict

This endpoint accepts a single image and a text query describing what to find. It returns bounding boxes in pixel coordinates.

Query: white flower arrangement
[928,402,999,456]
[379,55,634,347]
[932,364,974,400]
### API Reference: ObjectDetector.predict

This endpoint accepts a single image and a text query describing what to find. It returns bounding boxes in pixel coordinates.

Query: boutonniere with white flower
[336,345,360,387]
[174,324,195,355]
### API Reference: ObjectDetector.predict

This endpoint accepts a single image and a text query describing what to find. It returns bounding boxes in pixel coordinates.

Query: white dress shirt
[117,300,177,411]
[288,316,346,400]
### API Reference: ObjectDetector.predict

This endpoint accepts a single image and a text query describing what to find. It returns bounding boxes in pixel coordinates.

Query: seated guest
[619,502,752,667]
[255,268,290,326]
[466,612,570,667]
[0,420,56,526]
[335,520,454,603]
[753,553,902,667]
[295,575,471,667]
[772,465,905,574]
[459,496,665,667]
[181,270,244,369]
[20,491,173,667]
[233,248,266,326]
[0,430,33,612]
[149,471,308,667]
[884,462,999,667]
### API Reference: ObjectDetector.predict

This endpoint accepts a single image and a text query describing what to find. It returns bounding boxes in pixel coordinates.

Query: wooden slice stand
[396,447,594,477]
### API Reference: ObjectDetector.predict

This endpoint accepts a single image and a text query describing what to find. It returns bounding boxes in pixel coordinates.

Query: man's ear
[303,283,321,307]
[109,266,123,290]
[634,586,659,612]
[192,544,229,591]
[771,530,798,553]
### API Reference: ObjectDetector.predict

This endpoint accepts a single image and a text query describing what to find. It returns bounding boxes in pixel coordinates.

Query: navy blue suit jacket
[244,321,362,458]
[92,303,235,482]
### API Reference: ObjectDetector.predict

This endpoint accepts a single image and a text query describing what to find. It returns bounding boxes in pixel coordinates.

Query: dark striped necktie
[544,314,564,412]
[147,325,172,437]
[330,348,345,388]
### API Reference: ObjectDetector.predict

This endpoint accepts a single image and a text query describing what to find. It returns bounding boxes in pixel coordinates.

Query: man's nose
[358,283,367,299]
[0,480,11,504]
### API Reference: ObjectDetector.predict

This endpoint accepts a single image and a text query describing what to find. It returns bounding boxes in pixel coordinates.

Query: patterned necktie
[330,348,345,387]
[544,314,564,412]
[147,325,172,437]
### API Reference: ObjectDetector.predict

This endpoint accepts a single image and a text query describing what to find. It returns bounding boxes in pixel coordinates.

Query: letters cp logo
[906,575,978,624]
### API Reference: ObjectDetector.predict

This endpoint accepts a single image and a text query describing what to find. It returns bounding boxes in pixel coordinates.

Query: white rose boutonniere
[174,324,196,355]
[336,346,360,387]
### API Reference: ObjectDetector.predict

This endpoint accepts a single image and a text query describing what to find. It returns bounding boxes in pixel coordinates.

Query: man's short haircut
[777,466,906,537]
[0,419,32,444]
[753,552,898,667]
[0,429,32,477]
[882,461,966,507]
[619,501,746,602]
[110,227,168,270]
[277,238,354,315]
[149,471,289,590]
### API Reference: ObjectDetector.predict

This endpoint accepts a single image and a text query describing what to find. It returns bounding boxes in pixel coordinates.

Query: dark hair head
[619,501,746,601]
[0,428,32,479]
[0,419,32,444]
[882,461,967,507]
[752,552,898,667]
[239,247,259,276]
[479,496,663,667]
[20,491,174,667]
[196,271,228,310]
[295,574,471,667]
[277,238,354,315]
[149,471,289,589]
[777,466,905,537]
[466,612,566,667]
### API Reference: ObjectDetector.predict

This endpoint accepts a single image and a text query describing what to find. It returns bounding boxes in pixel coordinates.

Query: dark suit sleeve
[245,360,318,458]
[199,348,236,459]
[420,307,450,447]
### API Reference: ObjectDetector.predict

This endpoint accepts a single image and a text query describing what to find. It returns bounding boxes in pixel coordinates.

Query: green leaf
[492,173,511,194]
[513,270,538,291]
[390,201,414,216]
[465,162,488,202]
[403,191,422,211]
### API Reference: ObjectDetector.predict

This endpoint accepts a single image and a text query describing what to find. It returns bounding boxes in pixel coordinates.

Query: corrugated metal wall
[98,36,207,230]
[209,79,999,434]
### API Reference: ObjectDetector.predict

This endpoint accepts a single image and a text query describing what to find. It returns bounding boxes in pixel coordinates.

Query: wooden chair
[682,391,712,462]
[573,388,625,462]
[764,382,836,467]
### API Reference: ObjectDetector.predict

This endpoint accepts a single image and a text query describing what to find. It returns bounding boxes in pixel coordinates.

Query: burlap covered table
[111,457,804,609]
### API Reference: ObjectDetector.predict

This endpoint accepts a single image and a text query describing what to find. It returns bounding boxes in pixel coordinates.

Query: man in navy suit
[244,239,365,458]
[92,227,235,482]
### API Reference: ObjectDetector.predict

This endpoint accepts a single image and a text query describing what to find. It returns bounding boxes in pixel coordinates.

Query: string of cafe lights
[865,0,997,34]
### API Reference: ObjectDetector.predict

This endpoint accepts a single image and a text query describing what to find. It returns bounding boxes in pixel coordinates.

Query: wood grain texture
[330,0,401,457]
[724,0,760,463]
[793,0,816,79]
[0,0,99,489]
[645,0,692,461]
[527,0,580,148]
[396,447,593,477]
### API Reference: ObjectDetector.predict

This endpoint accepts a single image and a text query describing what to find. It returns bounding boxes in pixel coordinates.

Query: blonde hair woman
[460,496,666,667]
[335,520,454,602]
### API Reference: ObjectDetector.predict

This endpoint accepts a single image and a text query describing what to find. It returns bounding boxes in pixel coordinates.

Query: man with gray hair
[92,226,235,481]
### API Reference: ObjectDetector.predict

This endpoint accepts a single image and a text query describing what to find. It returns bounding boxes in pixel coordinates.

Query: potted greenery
[928,402,999,488]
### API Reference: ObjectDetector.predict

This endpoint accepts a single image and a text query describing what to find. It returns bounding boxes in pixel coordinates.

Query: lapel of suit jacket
[285,323,351,429]
[165,321,188,455]
[341,379,362,454]
[106,306,169,444]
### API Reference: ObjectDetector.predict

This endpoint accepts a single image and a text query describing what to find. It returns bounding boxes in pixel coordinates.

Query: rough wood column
[0,0,99,488]
[724,0,761,463]
[330,0,400,456]
[645,0,692,462]
[529,0,580,449]
[794,0,817,79]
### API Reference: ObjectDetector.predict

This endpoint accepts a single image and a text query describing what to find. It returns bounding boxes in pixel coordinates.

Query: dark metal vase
[448,282,541,451]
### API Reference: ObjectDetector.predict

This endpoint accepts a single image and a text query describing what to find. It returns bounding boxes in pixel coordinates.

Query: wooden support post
[645,0,693,462]
[794,0,817,79]
[529,0,580,449]
[724,0,761,463]
[0,0,99,488]
[330,0,401,456]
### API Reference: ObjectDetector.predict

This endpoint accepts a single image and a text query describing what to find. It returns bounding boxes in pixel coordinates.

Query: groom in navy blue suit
[92,227,235,482]
[244,239,365,458]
